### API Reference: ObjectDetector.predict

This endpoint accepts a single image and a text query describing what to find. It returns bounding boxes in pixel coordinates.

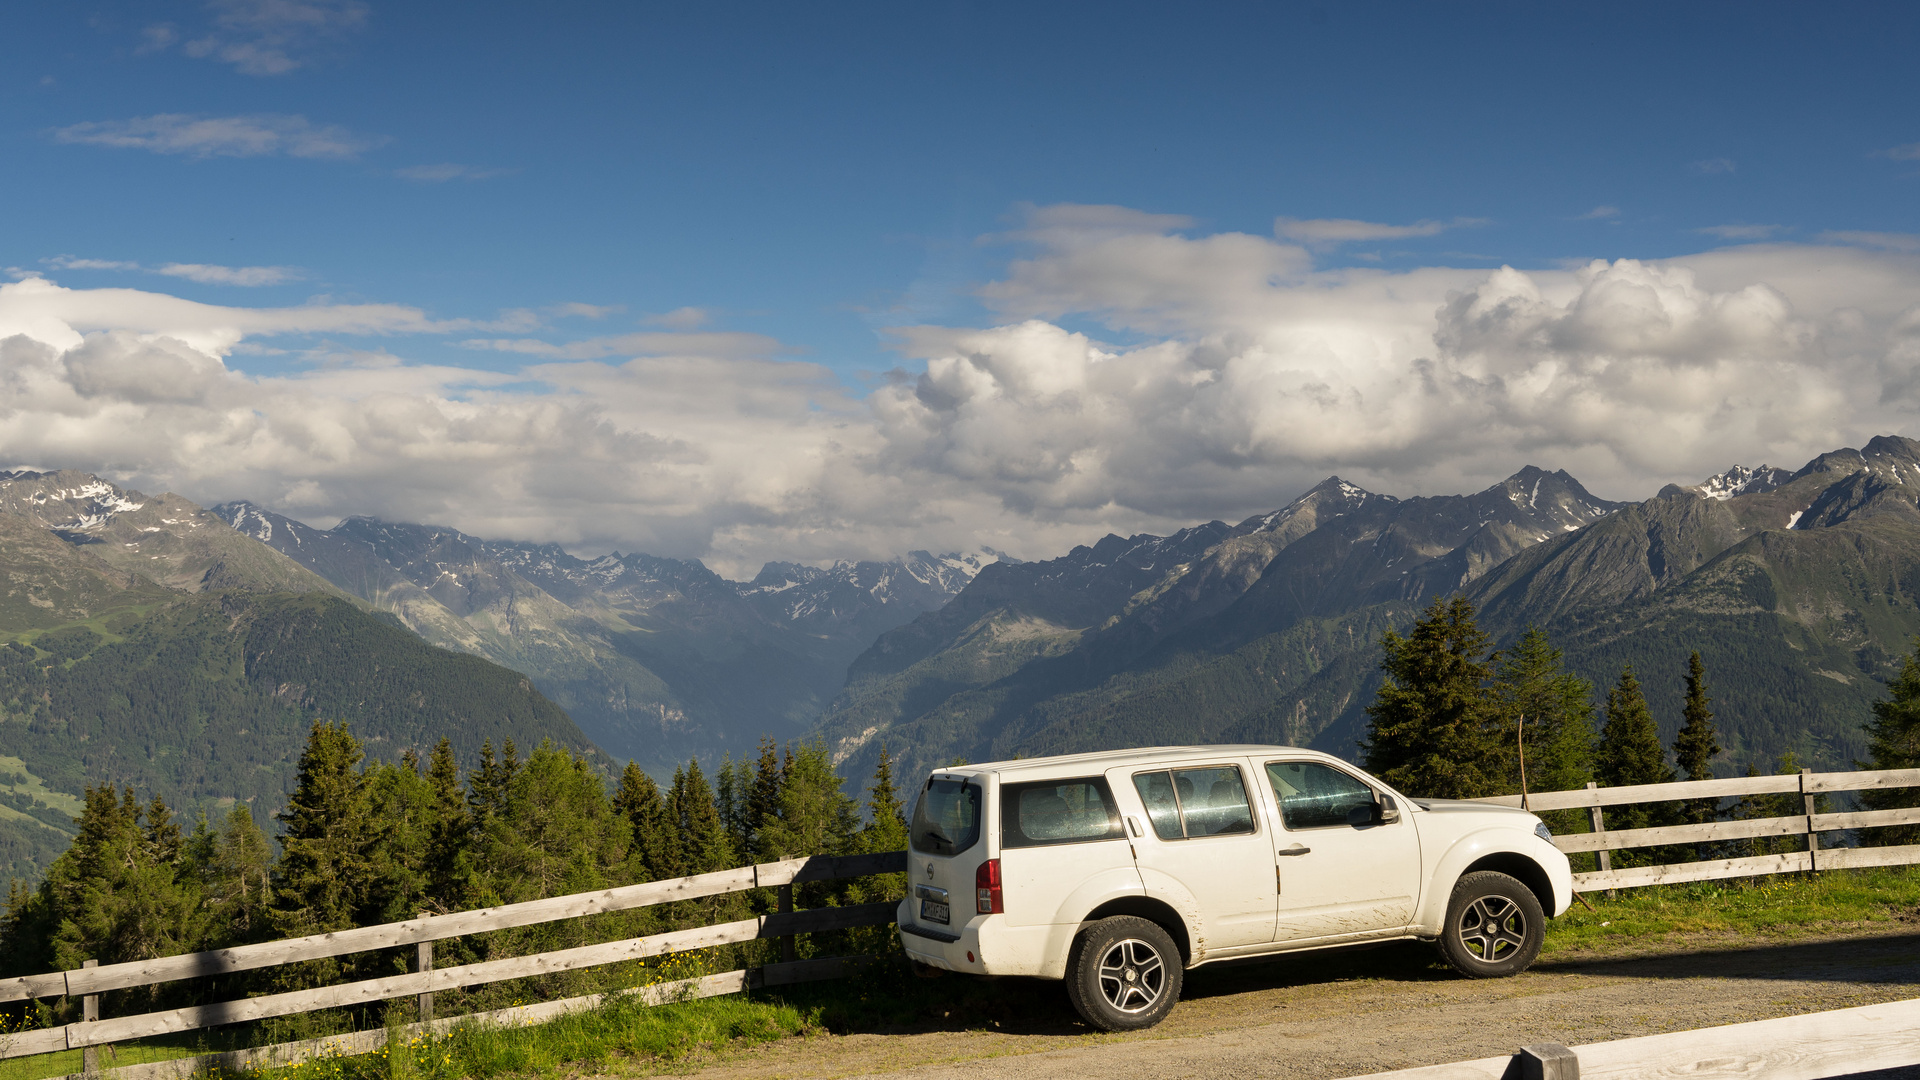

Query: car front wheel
[1065,915,1184,1031]
[1439,870,1546,978]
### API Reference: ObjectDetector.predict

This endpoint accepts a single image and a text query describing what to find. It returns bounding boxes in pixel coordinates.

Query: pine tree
[44,786,200,1003]
[1596,665,1677,835]
[1362,595,1500,799]
[614,762,683,882]
[1672,651,1722,827]
[270,722,381,977]
[365,755,435,922]
[490,741,630,901]
[1862,637,1920,844]
[859,745,908,855]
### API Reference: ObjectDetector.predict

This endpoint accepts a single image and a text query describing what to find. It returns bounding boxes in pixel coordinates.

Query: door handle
[1277,844,1311,856]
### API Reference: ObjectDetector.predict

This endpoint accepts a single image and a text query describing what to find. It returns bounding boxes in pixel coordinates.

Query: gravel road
[668,924,1920,1080]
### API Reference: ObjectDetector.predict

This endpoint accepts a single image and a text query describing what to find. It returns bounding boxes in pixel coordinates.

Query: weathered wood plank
[1475,774,1799,811]
[0,1026,69,1059]
[12,853,906,1002]
[1809,843,1920,871]
[28,902,900,1054]
[1810,805,1920,832]
[1572,851,1810,891]
[1803,766,1920,794]
[1550,814,1806,853]
[1338,992,1920,1079]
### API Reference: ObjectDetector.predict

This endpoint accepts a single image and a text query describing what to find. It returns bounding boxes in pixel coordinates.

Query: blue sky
[2,3,1918,570]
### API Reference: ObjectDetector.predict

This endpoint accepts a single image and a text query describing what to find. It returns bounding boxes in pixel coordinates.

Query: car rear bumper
[895,899,1061,977]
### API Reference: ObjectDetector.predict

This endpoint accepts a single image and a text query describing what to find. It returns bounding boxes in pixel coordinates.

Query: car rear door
[1261,758,1422,942]
[1110,759,1276,951]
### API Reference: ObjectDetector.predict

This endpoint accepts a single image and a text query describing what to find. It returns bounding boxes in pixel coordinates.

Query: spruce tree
[1672,651,1722,827]
[270,722,380,970]
[615,762,683,881]
[1862,637,1920,843]
[668,760,734,875]
[1362,595,1500,799]
[744,737,784,862]
[1487,626,1595,834]
[1595,665,1677,834]
[45,786,200,1001]
[424,737,473,908]
[206,804,272,945]
[365,756,434,922]
[492,741,629,901]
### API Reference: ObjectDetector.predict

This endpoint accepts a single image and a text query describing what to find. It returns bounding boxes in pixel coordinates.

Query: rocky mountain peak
[1694,464,1792,501]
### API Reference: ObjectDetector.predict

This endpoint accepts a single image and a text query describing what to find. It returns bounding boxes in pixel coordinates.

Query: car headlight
[1535,822,1553,842]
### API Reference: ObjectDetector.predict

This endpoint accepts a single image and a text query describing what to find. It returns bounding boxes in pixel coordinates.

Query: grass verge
[1545,865,1920,953]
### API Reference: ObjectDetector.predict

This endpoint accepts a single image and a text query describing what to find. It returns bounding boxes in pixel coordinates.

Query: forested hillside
[0,471,599,887]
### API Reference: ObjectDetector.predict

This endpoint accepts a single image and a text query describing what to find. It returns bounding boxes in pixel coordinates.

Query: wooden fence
[1472,766,1920,891]
[0,850,908,1075]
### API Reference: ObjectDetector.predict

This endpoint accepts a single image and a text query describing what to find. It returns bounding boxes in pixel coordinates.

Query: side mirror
[1378,794,1401,825]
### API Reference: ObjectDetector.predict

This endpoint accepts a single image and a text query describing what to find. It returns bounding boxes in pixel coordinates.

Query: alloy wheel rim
[1096,938,1166,1013]
[1455,895,1527,962]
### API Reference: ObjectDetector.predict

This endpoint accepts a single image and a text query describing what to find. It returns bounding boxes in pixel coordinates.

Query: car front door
[1261,758,1423,943]
[1111,761,1276,952]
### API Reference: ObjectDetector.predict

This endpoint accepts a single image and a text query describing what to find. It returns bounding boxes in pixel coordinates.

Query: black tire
[1438,870,1546,978]
[1064,915,1183,1031]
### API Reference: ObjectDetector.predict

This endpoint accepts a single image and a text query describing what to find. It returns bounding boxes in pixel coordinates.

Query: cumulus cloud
[54,114,385,160]
[6,210,1920,575]
[1274,216,1484,248]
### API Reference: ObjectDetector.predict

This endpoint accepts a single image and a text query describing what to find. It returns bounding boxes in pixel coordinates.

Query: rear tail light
[975,858,1003,914]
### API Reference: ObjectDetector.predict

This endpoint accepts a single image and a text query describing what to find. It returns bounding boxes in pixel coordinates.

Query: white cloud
[5,213,1920,575]
[396,163,512,182]
[1692,157,1738,175]
[54,114,385,160]
[1578,206,1620,220]
[1881,143,1920,161]
[1273,216,1484,248]
[46,256,301,287]
[1821,230,1920,252]
[642,307,710,330]
[148,0,370,76]
[1696,224,1784,241]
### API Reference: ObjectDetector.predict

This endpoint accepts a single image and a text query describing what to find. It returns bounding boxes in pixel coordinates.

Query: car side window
[1267,761,1377,830]
[1131,766,1256,840]
[1001,777,1126,847]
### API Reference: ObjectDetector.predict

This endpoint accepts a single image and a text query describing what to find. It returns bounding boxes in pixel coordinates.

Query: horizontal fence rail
[0,851,908,1066]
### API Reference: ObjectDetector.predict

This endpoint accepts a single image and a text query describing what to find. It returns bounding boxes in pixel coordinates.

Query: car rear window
[910,777,982,856]
[1132,766,1256,840]
[1000,777,1125,848]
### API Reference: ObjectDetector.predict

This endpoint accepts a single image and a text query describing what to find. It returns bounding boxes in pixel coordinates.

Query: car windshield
[910,778,982,856]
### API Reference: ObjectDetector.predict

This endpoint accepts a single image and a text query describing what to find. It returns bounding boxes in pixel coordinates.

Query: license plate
[919,898,951,925]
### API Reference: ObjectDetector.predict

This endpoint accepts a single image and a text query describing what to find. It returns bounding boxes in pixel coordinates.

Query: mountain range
[213,502,994,770]
[819,438,1920,787]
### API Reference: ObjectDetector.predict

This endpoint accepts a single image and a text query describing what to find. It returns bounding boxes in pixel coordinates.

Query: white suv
[895,745,1572,1031]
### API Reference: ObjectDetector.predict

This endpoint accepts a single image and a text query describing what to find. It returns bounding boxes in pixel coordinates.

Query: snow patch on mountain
[1695,465,1792,500]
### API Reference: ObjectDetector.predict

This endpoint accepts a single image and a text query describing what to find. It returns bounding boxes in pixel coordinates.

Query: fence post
[1585,782,1613,897]
[80,958,98,1077]
[1802,769,1820,872]
[778,884,796,964]
[417,913,434,1022]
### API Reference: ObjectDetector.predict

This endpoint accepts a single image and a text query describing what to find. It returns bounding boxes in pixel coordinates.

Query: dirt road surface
[669,925,1920,1079]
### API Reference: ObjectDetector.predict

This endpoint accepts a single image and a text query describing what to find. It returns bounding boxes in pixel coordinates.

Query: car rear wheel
[1439,870,1545,978]
[1065,915,1183,1031]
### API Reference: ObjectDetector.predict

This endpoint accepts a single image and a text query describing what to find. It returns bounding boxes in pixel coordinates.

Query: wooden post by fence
[1802,769,1820,871]
[80,958,98,1076]
[416,913,433,1022]
[778,885,796,964]
[1585,782,1613,897]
